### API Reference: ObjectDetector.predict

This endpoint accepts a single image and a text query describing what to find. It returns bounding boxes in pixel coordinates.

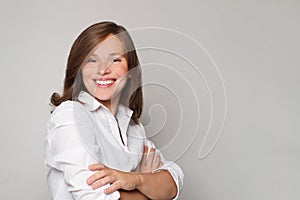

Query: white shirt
[45,91,184,200]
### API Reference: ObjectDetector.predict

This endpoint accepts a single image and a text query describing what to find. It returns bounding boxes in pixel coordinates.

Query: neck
[97,95,121,116]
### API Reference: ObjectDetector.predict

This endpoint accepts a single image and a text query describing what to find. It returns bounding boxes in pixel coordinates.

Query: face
[81,34,129,106]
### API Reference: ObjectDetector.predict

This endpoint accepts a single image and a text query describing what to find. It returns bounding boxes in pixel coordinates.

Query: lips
[95,79,116,88]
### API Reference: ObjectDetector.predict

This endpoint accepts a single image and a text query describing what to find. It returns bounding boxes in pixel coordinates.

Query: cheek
[118,63,129,76]
[81,67,95,91]
[81,67,93,80]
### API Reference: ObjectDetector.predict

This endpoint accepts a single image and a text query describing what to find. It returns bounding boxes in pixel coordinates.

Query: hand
[138,146,163,173]
[86,164,140,194]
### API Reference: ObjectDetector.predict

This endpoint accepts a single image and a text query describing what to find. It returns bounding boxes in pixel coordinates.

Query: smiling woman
[45,21,184,200]
[81,34,129,113]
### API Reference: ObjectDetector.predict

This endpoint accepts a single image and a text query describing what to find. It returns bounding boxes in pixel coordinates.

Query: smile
[95,79,116,87]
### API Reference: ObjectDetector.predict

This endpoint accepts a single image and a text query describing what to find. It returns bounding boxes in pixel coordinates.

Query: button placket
[106,116,124,147]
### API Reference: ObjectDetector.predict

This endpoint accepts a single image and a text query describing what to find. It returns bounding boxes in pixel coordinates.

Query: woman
[45,21,183,200]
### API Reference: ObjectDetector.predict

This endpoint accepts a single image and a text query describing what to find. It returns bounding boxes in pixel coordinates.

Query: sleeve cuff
[152,161,184,200]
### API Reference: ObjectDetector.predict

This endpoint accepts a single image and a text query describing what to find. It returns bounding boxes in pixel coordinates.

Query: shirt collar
[78,91,133,119]
[78,91,102,111]
[78,91,134,146]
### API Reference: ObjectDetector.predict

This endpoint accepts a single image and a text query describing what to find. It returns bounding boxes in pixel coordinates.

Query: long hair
[50,21,143,124]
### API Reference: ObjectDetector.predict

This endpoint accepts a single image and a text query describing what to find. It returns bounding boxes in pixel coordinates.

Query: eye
[87,58,97,63]
[112,57,121,63]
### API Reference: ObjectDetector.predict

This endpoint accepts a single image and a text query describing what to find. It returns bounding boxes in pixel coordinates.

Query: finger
[153,154,161,169]
[146,148,155,166]
[87,170,107,185]
[140,146,148,165]
[143,145,148,154]
[89,163,106,171]
[104,181,121,194]
[92,176,113,190]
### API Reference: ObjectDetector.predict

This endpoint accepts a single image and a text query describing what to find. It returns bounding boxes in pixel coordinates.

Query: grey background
[0,0,299,199]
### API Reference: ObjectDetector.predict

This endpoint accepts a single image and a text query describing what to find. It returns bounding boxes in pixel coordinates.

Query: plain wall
[0,0,299,199]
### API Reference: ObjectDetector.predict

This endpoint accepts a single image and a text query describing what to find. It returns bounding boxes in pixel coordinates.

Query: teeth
[96,80,114,85]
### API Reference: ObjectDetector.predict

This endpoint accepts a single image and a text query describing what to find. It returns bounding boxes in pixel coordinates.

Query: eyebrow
[89,52,125,57]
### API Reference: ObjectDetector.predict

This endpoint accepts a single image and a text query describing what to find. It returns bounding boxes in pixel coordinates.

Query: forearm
[136,170,177,200]
[120,189,148,200]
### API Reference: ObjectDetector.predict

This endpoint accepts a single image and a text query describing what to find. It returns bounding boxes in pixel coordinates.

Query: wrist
[134,172,144,189]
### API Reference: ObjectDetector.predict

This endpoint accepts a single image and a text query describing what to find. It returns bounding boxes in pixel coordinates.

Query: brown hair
[50,21,143,124]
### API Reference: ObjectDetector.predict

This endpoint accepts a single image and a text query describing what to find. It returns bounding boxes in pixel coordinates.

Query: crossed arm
[46,125,180,199]
[46,103,182,200]
[86,146,177,200]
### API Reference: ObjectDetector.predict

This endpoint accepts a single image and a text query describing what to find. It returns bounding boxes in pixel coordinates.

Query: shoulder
[48,101,94,128]
[47,101,99,159]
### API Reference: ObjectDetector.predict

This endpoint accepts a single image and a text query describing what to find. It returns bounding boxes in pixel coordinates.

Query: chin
[95,95,112,101]
[94,90,122,102]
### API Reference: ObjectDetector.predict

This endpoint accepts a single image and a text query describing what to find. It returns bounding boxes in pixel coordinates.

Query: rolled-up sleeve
[45,101,120,200]
[145,140,184,200]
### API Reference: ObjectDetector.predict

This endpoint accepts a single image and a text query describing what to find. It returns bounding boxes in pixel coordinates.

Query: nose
[97,61,111,75]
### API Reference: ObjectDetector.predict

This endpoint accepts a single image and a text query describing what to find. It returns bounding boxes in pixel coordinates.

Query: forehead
[92,34,125,57]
